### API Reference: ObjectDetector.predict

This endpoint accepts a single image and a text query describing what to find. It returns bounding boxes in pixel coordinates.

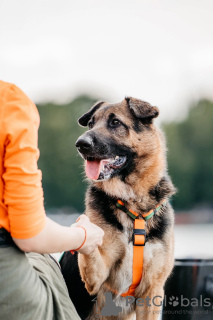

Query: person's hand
[72,214,104,255]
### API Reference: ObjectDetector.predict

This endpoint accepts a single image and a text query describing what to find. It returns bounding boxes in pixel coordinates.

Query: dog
[60,97,176,320]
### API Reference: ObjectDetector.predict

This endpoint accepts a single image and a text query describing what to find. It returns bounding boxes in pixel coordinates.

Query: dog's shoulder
[149,174,177,203]
[146,175,176,242]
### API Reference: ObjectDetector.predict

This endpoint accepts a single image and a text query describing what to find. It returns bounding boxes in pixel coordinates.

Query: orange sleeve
[1,83,46,239]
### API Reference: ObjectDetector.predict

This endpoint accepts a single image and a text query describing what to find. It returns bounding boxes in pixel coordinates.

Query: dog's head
[76,97,164,183]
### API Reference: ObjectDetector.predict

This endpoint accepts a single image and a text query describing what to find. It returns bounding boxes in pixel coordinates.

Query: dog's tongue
[86,159,102,180]
[86,159,110,180]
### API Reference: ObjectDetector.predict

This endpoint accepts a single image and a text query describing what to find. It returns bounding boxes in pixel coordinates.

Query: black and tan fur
[60,97,176,320]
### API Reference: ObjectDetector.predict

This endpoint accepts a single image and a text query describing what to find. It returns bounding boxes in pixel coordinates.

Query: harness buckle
[133,229,146,246]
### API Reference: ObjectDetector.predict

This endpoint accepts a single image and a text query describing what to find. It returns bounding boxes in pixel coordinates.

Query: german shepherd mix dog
[60,97,176,320]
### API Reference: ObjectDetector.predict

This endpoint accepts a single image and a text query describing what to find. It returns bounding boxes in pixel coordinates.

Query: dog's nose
[75,136,93,152]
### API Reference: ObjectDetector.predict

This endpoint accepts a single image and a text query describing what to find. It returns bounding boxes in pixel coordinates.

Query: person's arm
[2,84,46,240]
[2,83,104,254]
[13,215,104,254]
[12,217,84,253]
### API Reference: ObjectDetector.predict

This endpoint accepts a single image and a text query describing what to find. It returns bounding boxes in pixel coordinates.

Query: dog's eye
[88,121,93,129]
[110,118,121,128]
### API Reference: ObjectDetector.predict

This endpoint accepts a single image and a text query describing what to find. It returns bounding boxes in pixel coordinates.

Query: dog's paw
[84,282,100,295]
[79,265,101,295]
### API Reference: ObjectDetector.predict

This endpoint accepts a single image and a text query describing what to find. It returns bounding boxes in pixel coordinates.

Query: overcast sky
[0,0,213,122]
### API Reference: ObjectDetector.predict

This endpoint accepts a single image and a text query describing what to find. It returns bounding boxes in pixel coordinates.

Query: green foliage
[37,95,97,212]
[163,99,213,209]
[37,97,213,212]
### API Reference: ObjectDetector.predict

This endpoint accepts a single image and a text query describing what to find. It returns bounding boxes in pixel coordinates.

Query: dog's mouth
[85,156,127,181]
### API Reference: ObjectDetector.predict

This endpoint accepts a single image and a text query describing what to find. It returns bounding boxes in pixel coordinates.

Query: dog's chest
[117,233,133,295]
[113,215,159,293]
[112,213,134,295]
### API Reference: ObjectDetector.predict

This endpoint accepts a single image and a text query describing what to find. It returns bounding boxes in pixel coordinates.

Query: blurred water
[175,224,213,259]
[47,213,79,227]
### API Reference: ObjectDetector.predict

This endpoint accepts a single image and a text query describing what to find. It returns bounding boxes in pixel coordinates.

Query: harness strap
[121,218,145,297]
[115,199,167,297]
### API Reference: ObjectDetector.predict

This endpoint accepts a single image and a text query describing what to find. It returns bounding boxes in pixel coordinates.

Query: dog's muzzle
[75,135,94,154]
[75,134,127,181]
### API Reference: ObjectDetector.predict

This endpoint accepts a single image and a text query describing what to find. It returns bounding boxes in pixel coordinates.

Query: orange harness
[115,199,167,297]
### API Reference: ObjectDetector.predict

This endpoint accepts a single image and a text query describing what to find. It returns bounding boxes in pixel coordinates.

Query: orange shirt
[0,81,46,239]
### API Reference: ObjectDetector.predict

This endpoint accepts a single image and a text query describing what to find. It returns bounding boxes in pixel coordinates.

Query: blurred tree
[37,95,97,212]
[163,99,213,210]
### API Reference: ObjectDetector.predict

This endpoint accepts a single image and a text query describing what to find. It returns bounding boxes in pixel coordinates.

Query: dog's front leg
[78,248,110,295]
[135,287,164,320]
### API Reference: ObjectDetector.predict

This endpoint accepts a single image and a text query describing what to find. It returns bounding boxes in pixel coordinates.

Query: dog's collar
[116,199,168,221]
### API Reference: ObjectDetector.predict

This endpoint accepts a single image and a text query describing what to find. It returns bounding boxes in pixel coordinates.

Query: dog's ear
[78,101,104,127]
[126,97,159,124]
